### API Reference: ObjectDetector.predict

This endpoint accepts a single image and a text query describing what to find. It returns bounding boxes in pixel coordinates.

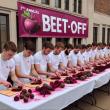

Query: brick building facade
[95,0,110,15]
[0,0,110,51]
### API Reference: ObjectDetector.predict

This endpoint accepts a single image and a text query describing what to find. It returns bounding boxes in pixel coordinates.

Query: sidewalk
[63,87,110,110]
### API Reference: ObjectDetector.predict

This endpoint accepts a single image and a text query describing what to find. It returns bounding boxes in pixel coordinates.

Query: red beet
[64,76,77,84]
[18,86,23,90]
[11,86,22,92]
[14,96,19,101]
[28,89,32,93]
[35,86,40,91]
[23,97,28,103]
[79,67,84,71]
[24,18,40,34]
[85,71,93,77]
[25,93,30,98]
[60,83,65,88]
[43,83,54,91]
[39,87,51,96]
[71,69,76,73]
[35,83,54,96]
[31,79,42,85]
[30,94,34,99]
[20,94,24,99]
[21,89,27,94]
[79,75,87,80]
[61,71,68,76]
[50,80,65,89]
[50,76,61,80]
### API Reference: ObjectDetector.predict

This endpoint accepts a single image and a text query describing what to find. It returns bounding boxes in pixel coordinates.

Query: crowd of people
[0,40,110,90]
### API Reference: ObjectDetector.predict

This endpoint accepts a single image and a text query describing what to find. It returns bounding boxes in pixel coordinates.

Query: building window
[74,0,77,12]
[78,38,81,44]
[30,0,36,1]
[42,38,51,43]
[56,38,69,45]
[102,27,105,43]
[65,0,69,10]
[107,28,110,44]
[73,38,81,46]
[42,38,51,47]
[93,27,98,43]
[78,0,82,14]
[73,38,77,46]
[73,0,82,14]
[55,0,61,8]
[0,13,9,52]
[41,0,50,5]
[17,37,36,52]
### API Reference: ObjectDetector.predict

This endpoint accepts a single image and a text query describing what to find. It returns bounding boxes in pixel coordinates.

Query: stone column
[9,10,17,45]
[98,24,102,42]
[69,0,73,12]
[61,0,65,10]
[50,0,55,7]
[37,38,42,50]
[51,38,56,46]
[86,0,94,44]
[82,38,87,44]
[69,38,73,44]
[36,0,41,4]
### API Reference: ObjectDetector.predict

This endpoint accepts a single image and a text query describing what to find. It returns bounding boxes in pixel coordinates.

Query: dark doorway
[93,27,98,43]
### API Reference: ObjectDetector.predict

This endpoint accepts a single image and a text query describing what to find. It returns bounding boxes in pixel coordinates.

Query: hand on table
[2,81,12,88]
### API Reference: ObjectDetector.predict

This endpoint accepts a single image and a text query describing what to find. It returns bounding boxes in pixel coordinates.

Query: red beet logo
[22,10,41,34]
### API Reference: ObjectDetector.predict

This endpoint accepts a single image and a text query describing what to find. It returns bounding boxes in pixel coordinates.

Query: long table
[90,69,110,88]
[0,69,110,110]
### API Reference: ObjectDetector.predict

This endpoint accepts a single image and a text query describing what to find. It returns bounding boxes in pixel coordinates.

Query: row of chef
[0,41,110,89]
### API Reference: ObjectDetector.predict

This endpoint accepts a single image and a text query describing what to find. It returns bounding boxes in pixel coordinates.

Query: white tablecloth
[105,69,110,79]
[0,79,95,110]
[0,69,110,110]
[92,71,110,89]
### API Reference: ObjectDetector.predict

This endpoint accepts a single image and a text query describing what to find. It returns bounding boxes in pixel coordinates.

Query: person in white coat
[34,42,57,78]
[0,41,23,90]
[68,45,80,67]
[14,40,39,83]
[77,45,86,66]
[60,43,73,68]
[48,42,65,74]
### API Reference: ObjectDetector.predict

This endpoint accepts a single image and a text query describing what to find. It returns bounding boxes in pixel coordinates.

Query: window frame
[64,0,69,11]
[107,28,110,44]
[102,27,106,43]
[0,13,10,52]
[41,0,50,5]
[73,0,82,14]
[93,26,98,43]
[55,0,61,8]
